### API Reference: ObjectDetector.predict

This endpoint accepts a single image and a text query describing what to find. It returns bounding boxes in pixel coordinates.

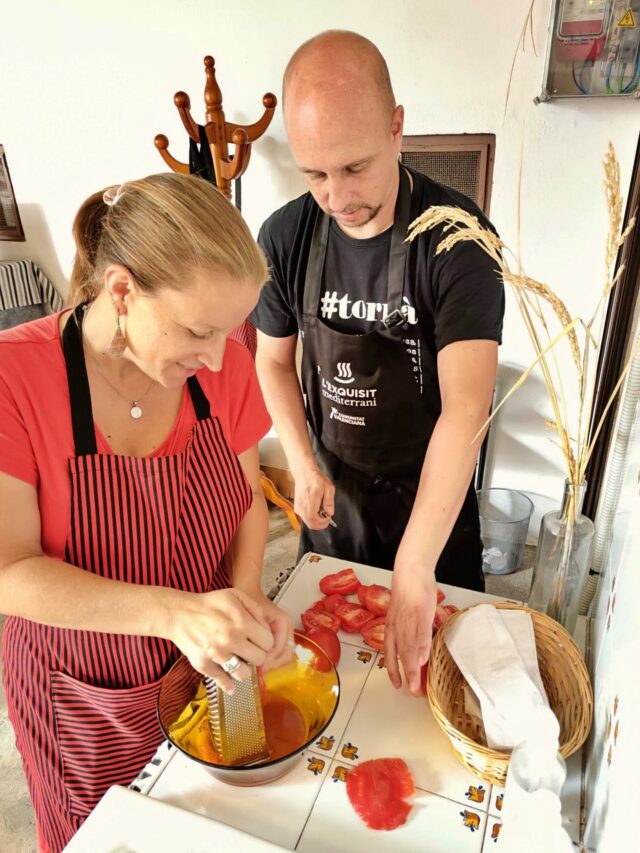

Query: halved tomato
[301,607,341,633]
[356,584,371,607]
[321,593,348,613]
[305,627,341,669]
[420,661,429,695]
[319,568,361,596]
[363,584,391,616]
[437,588,446,604]
[361,616,385,651]
[432,604,456,634]
[334,601,374,633]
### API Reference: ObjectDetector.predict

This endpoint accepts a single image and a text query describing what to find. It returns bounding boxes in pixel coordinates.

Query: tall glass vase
[528,480,595,634]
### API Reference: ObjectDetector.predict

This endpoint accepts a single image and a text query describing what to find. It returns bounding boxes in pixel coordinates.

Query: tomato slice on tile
[334,602,374,633]
[346,758,415,830]
[301,607,341,633]
[319,568,361,596]
[308,598,329,612]
[321,593,348,613]
[363,584,391,616]
[361,616,386,651]
[436,588,446,604]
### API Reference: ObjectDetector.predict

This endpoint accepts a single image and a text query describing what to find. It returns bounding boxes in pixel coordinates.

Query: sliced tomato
[356,584,371,607]
[441,604,459,616]
[308,598,329,612]
[361,616,385,651]
[334,602,374,633]
[301,607,341,633]
[305,627,341,669]
[319,568,361,596]
[437,587,446,604]
[346,758,415,830]
[420,661,429,695]
[432,604,456,634]
[363,584,391,616]
[321,593,348,613]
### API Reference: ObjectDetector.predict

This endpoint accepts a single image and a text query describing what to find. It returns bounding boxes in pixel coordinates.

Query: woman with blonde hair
[0,173,292,852]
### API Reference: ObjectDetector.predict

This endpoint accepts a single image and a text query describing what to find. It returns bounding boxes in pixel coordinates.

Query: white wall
[583,339,640,850]
[2,0,638,513]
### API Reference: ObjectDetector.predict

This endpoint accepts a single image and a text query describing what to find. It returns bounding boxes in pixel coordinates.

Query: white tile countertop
[65,553,584,852]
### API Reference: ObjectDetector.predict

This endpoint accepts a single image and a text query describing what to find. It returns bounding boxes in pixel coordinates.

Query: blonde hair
[69,173,268,304]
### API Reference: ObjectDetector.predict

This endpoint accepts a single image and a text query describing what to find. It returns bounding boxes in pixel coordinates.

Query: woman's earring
[108,314,126,357]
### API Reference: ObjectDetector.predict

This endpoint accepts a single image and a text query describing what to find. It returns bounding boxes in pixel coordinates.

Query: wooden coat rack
[155,55,277,200]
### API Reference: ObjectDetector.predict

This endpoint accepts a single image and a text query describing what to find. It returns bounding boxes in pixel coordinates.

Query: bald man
[251,31,504,695]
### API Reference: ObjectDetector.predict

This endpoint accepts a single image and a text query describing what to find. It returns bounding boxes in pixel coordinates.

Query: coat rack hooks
[155,55,277,200]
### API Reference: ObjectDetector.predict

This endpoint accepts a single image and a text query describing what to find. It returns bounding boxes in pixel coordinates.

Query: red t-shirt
[0,313,271,560]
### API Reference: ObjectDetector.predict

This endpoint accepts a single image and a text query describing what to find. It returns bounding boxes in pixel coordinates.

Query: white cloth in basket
[445,605,572,852]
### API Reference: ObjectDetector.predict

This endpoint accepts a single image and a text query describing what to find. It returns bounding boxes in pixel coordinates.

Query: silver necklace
[82,322,155,419]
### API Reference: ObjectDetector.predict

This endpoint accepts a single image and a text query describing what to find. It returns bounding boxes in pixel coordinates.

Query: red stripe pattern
[228,318,257,358]
[1,416,251,852]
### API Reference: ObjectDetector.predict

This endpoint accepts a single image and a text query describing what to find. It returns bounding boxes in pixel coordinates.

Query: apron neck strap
[187,375,211,420]
[303,163,412,328]
[62,304,98,456]
[383,165,411,329]
[62,304,211,456]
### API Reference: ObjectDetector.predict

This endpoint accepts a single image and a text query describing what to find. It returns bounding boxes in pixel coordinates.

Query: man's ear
[391,105,405,152]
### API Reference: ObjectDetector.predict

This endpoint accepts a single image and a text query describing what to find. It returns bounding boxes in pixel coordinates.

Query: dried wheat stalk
[406,142,636,513]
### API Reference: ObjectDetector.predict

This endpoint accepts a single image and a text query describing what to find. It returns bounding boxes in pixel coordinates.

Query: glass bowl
[158,631,340,786]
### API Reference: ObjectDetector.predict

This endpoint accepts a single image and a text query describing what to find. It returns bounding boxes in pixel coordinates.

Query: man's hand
[384,562,438,696]
[293,465,335,529]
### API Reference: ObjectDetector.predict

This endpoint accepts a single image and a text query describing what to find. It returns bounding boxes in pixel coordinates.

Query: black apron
[299,166,483,590]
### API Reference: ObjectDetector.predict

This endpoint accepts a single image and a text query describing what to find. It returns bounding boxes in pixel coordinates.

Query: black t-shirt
[250,167,504,405]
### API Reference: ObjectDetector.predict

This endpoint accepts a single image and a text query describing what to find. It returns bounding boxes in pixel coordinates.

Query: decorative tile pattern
[337,654,491,810]
[306,642,375,762]
[297,760,485,853]
[482,816,502,849]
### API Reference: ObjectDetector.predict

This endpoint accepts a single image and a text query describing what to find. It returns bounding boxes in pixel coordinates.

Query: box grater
[204,668,270,766]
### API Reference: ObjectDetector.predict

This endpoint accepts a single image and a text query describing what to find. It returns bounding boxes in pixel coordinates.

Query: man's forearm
[396,409,487,573]
[255,358,317,476]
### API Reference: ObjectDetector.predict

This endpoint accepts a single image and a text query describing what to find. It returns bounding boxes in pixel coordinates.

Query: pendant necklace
[82,323,156,419]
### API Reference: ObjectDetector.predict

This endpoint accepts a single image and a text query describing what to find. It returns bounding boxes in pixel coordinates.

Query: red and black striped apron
[1,307,252,852]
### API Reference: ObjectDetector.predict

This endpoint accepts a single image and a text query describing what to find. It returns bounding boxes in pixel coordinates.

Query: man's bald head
[283,30,396,120]
[282,31,404,236]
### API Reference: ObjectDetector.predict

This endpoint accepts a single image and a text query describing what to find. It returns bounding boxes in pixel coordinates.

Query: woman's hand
[234,583,295,673]
[166,587,275,693]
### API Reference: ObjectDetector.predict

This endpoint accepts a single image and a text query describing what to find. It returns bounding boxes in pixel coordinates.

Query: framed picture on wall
[0,145,25,241]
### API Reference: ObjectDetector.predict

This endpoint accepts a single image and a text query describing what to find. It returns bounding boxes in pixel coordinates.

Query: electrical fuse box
[537,0,640,99]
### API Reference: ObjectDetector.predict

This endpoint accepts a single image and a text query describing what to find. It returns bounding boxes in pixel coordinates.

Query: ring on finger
[221,654,243,675]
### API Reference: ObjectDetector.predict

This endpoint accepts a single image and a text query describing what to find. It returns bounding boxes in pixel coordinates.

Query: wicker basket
[427,602,593,787]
